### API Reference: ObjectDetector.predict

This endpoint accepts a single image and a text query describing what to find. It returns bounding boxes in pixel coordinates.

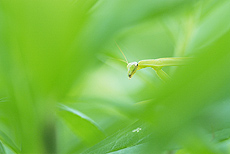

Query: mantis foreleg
[153,67,171,82]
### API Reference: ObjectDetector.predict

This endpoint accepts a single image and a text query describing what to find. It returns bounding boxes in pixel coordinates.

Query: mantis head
[116,42,138,79]
[127,62,138,79]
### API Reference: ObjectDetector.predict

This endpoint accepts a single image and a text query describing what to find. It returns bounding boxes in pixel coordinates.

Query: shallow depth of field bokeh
[0,0,230,153]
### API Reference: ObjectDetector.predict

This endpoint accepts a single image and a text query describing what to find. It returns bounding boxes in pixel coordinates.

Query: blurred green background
[0,0,230,153]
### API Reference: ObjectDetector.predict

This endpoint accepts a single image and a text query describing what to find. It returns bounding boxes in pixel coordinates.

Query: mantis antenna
[117,59,129,64]
[115,42,128,64]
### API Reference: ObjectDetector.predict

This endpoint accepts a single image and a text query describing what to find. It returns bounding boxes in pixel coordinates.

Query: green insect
[116,42,192,81]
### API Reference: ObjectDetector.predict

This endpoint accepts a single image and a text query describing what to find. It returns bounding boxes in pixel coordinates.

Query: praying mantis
[116,43,192,81]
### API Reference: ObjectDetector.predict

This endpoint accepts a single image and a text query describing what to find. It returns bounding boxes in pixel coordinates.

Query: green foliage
[0,0,230,153]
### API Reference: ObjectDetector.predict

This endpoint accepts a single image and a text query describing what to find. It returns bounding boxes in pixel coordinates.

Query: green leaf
[82,121,150,154]
[0,142,6,154]
[58,104,105,146]
[0,130,20,153]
